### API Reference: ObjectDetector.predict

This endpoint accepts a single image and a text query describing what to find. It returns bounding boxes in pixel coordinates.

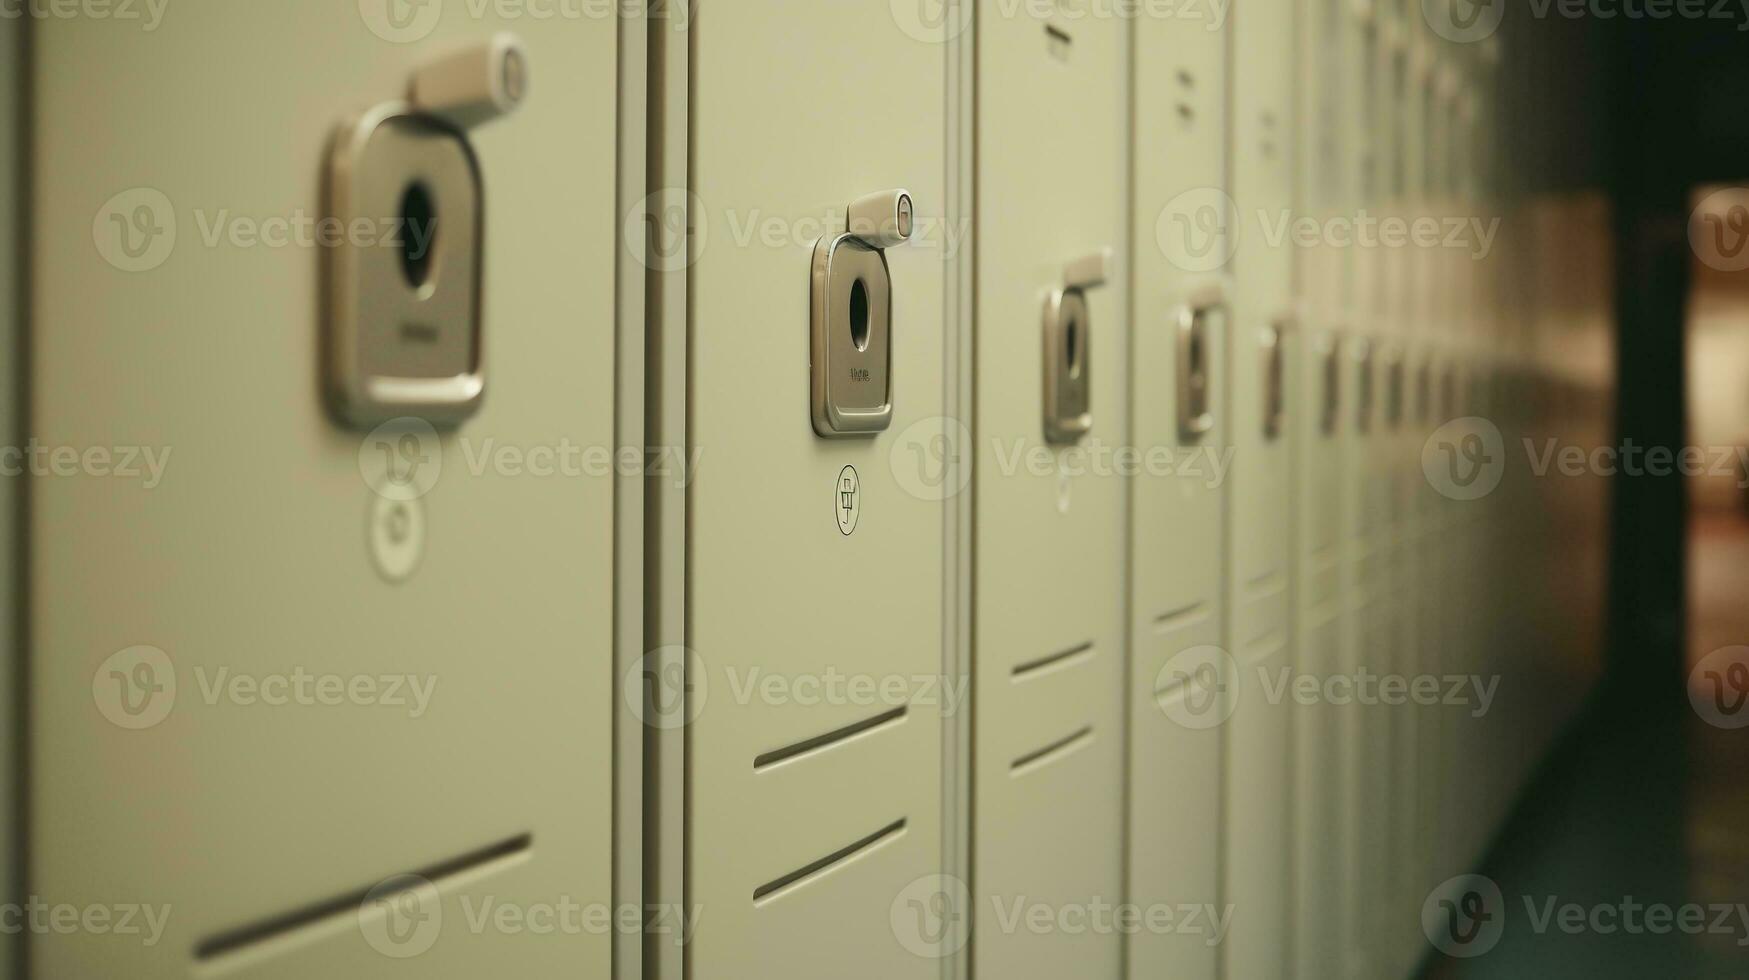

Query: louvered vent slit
[752,819,907,906]
[1011,726,1095,776]
[1011,641,1095,681]
[753,705,909,772]
[194,834,533,962]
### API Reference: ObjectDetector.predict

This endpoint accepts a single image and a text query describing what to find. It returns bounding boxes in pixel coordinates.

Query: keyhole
[1188,329,1206,396]
[1065,315,1083,380]
[399,181,438,291]
[849,278,871,352]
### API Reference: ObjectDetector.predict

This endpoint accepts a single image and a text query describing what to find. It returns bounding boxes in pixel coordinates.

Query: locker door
[1224,0,1296,975]
[973,4,1127,978]
[29,5,624,978]
[683,6,948,978]
[1129,5,1229,979]
[1,18,18,980]
[1290,0,1351,975]
[1383,11,1428,974]
[1336,4,1384,976]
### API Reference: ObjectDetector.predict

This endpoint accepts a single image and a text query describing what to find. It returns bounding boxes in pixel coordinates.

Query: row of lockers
[4,1,1612,978]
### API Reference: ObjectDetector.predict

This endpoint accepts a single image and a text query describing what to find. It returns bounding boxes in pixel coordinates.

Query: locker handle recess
[810,189,914,437]
[1317,332,1342,437]
[1260,315,1290,441]
[324,34,529,430]
[1170,284,1225,441]
[1353,337,1376,434]
[1042,248,1111,445]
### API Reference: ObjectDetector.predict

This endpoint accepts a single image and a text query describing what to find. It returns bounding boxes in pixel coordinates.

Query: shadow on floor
[1420,509,1749,979]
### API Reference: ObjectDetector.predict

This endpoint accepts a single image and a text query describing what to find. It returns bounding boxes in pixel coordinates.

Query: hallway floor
[1421,509,1749,978]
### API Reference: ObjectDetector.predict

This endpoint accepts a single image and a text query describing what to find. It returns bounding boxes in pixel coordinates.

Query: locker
[1334,2,1387,976]
[1224,0,1298,975]
[1128,4,1230,978]
[1290,0,1352,976]
[27,4,628,977]
[972,4,1128,978]
[679,5,950,979]
[1,18,17,980]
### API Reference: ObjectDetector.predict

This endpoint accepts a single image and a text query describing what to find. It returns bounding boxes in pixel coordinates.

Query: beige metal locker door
[1128,6,1229,979]
[973,4,1127,978]
[1224,0,1296,975]
[1335,4,1384,975]
[1290,0,1351,975]
[1,17,18,980]
[28,5,625,978]
[682,5,948,979]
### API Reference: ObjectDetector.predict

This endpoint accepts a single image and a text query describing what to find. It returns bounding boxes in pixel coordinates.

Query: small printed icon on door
[836,465,861,536]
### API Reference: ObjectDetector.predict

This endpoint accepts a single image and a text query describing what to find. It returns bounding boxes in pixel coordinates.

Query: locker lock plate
[1042,249,1111,445]
[1042,288,1094,444]
[810,189,913,438]
[1171,284,1225,442]
[810,235,894,436]
[327,105,484,428]
[324,35,528,429]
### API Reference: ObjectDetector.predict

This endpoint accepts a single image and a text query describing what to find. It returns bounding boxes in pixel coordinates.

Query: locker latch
[1353,337,1376,434]
[1316,332,1342,437]
[810,190,914,437]
[1041,249,1110,445]
[1260,316,1289,441]
[1170,283,1226,442]
[324,34,528,429]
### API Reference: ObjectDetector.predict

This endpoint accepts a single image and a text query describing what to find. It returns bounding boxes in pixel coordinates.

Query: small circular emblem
[835,465,861,536]
[370,494,426,583]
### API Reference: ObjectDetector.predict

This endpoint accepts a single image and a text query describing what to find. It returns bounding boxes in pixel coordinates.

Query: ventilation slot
[1153,600,1211,633]
[194,833,533,963]
[753,706,908,772]
[752,819,907,906]
[1011,642,1095,682]
[1011,726,1095,777]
